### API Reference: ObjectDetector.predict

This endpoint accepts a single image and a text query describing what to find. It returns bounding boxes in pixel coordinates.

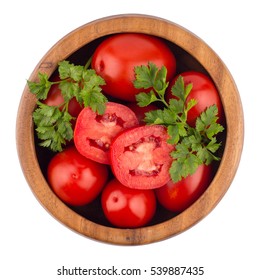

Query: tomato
[44,76,82,118]
[101,178,156,228]
[47,146,108,206]
[110,125,174,189]
[166,71,224,127]
[155,164,213,213]
[74,102,139,164]
[127,102,158,124]
[92,33,176,102]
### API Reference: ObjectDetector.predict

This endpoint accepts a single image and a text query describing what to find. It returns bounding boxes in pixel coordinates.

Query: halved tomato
[74,102,139,164]
[110,125,174,189]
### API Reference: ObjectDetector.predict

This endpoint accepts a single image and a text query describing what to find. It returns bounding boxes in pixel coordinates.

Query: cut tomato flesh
[74,102,139,164]
[110,125,174,189]
[125,136,162,176]
[87,113,125,151]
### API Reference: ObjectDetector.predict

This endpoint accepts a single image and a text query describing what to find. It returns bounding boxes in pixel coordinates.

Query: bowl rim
[16,13,244,245]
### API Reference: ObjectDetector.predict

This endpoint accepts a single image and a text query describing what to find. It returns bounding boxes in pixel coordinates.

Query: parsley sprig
[27,60,107,152]
[134,62,224,182]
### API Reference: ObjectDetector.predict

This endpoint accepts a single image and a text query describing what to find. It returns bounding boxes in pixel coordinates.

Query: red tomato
[167,71,224,127]
[47,146,108,206]
[44,76,82,118]
[101,179,156,228]
[110,125,174,189]
[155,164,213,213]
[127,102,158,124]
[92,33,176,102]
[74,102,139,164]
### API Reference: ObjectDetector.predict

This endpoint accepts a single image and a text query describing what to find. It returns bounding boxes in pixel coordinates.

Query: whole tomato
[101,179,157,228]
[166,71,224,127]
[92,33,176,102]
[155,164,213,213]
[47,146,108,206]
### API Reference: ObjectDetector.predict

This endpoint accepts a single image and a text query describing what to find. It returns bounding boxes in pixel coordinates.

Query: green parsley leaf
[136,90,158,107]
[167,125,180,145]
[144,108,177,126]
[133,62,158,89]
[153,65,168,96]
[133,63,225,182]
[28,59,108,152]
[169,153,201,182]
[169,75,191,101]
[58,60,84,81]
[168,98,185,116]
[80,69,107,114]
[135,62,169,108]
[27,72,52,100]
[80,86,107,115]
[196,105,224,140]
[33,102,73,152]
[59,80,80,102]
[186,98,197,113]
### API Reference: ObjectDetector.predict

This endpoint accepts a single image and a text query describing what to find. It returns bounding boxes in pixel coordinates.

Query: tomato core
[124,136,163,177]
[88,112,126,152]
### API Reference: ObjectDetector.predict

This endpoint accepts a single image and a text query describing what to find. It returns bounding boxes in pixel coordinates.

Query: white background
[1,0,258,279]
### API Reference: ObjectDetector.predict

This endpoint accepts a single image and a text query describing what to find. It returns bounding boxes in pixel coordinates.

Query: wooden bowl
[16,14,244,245]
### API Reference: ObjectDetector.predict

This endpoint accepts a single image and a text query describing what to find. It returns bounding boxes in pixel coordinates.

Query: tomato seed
[96,113,125,127]
[88,138,110,151]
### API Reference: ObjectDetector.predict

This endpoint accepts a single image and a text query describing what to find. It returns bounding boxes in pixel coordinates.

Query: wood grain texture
[16,14,244,245]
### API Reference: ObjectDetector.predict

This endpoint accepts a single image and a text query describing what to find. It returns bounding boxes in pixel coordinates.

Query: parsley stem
[159,97,169,108]
[62,101,69,113]
[50,80,61,85]
[84,56,92,70]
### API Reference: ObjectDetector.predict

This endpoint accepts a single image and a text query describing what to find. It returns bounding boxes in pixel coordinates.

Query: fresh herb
[134,62,224,182]
[27,59,107,152]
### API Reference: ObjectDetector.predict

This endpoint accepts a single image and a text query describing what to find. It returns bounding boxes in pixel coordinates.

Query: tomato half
[155,164,213,213]
[167,71,224,127]
[47,146,108,206]
[110,125,174,189]
[101,179,156,228]
[74,102,139,164]
[92,33,176,102]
